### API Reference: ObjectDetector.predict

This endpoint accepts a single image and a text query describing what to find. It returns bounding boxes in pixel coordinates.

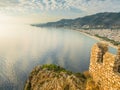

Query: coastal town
[79,29,120,45]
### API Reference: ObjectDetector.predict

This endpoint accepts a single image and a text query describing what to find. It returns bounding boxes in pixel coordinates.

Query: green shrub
[95,34,120,46]
[75,73,86,79]
[41,64,72,74]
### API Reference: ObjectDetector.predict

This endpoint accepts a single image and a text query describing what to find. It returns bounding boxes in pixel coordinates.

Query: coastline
[74,29,118,49]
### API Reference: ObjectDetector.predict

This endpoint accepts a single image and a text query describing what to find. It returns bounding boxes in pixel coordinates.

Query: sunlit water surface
[0,24,117,90]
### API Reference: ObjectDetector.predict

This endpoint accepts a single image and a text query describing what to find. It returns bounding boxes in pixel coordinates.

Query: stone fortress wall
[89,42,120,90]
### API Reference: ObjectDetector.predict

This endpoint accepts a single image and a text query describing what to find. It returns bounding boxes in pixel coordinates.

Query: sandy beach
[74,29,118,49]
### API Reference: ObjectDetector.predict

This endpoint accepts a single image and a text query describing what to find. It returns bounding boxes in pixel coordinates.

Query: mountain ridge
[32,12,120,29]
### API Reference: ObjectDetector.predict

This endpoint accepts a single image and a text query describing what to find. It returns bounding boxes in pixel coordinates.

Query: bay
[0,24,116,90]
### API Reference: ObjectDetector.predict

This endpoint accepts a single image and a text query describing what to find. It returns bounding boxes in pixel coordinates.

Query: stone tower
[113,45,120,73]
[89,42,120,90]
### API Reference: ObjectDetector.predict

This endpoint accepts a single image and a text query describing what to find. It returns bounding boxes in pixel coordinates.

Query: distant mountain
[32,12,120,29]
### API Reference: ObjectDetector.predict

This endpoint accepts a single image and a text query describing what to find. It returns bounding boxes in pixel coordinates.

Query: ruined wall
[89,43,120,90]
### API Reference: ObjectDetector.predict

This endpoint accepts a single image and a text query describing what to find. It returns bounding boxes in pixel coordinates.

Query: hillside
[24,64,87,90]
[32,12,120,29]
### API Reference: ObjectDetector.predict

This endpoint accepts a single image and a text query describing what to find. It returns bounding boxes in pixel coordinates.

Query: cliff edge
[24,64,86,90]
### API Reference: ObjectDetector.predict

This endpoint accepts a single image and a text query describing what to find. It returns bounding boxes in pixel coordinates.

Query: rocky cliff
[24,64,86,90]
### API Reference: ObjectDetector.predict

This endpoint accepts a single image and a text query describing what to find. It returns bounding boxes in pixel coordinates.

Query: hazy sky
[0,0,120,24]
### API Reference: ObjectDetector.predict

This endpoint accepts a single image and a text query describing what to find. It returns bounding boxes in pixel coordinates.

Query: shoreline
[74,29,118,49]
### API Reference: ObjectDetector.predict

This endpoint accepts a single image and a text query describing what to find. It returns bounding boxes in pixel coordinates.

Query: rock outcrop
[24,64,86,90]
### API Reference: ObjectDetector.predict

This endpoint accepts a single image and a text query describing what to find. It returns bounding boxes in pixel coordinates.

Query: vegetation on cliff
[24,64,88,90]
[95,34,120,46]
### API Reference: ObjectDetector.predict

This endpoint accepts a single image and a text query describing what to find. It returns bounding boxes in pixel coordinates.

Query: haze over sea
[0,24,116,90]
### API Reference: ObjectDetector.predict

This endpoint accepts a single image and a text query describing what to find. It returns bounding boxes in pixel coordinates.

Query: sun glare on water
[0,14,25,38]
[0,14,14,36]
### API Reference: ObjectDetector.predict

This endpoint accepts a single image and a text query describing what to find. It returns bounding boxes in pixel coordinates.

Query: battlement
[89,42,120,90]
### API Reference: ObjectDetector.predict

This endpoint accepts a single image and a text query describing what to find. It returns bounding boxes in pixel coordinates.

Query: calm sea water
[0,24,117,90]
